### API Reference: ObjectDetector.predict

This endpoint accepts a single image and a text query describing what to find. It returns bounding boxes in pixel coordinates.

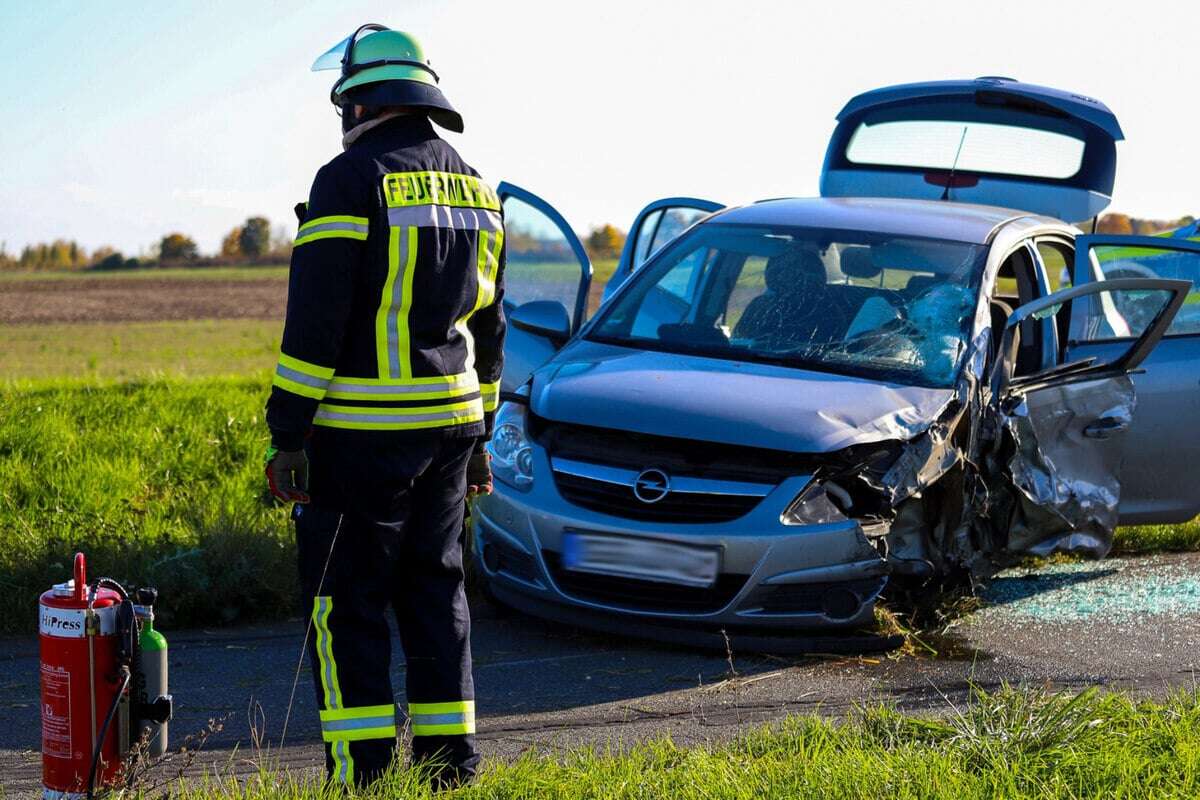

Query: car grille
[553,470,764,523]
[543,551,748,613]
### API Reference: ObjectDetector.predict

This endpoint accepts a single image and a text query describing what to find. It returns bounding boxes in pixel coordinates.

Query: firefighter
[263,24,503,788]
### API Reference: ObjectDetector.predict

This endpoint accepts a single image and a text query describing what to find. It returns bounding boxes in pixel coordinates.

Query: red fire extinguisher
[39,553,172,798]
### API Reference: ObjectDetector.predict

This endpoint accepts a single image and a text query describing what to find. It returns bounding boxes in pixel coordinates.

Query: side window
[1068,285,1178,343]
[1035,239,1075,358]
[1037,240,1073,291]
[631,207,710,272]
[502,195,586,318]
[630,209,663,271]
[1089,245,1200,336]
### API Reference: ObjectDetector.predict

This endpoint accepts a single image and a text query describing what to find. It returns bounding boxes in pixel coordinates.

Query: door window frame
[496,181,594,332]
[1072,234,1200,341]
[995,277,1190,397]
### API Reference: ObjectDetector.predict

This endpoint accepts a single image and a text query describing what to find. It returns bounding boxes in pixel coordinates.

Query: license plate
[561,532,720,588]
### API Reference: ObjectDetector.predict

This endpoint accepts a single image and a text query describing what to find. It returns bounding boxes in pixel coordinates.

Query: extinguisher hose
[85,662,130,798]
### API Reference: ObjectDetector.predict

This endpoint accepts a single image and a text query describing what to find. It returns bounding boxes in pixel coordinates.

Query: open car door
[1069,235,1200,524]
[601,197,723,303]
[991,277,1189,558]
[496,182,592,392]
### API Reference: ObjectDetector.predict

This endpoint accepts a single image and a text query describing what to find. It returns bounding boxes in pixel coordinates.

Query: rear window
[846,119,1086,180]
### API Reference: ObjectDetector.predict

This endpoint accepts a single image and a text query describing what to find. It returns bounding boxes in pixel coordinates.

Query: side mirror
[510,300,571,347]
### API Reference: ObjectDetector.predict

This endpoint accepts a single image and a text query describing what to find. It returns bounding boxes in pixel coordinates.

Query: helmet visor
[311,34,353,71]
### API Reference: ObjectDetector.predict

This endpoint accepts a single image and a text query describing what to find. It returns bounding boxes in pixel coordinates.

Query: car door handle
[1083,416,1129,439]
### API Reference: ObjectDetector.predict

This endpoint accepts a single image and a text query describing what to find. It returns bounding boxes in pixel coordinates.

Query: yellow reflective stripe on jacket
[319,704,397,743]
[408,700,475,737]
[376,225,419,379]
[312,596,355,783]
[480,381,501,413]
[324,372,480,401]
[313,399,484,431]
[295,215,370,247]
[453,229,505,376]
[273,353,336,400]
[382,171,500,210]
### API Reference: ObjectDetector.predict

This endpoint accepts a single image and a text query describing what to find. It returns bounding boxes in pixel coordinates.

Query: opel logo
[633,468,671,504]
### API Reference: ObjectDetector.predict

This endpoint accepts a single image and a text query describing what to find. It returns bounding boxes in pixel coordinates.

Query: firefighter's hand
[467,451,492,496]
[265,446,310,504]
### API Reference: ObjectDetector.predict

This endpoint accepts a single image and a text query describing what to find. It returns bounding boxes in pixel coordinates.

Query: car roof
[712,196,1064,245]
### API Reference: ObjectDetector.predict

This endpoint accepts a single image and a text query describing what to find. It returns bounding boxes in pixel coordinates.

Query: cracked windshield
[590,224,988,387]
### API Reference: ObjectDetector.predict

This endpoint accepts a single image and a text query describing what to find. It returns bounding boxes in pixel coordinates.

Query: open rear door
[496,182,592,392]
[991,277,1188,558]
[601,197,723,303]
[820,78,1123,222]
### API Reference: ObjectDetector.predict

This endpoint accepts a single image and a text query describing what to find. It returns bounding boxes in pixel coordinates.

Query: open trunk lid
[819,77,1123,222]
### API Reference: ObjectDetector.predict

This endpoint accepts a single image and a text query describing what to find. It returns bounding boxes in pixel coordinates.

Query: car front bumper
[472,443,890,633]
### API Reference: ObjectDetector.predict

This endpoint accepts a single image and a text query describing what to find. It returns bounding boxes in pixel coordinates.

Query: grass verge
[150,686,1200,798]
[0,376,293,633]
[0,319,281,380]
[1113,518,1200,554]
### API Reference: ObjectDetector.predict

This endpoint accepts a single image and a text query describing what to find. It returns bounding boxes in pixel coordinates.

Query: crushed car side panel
[992,376,1134,558]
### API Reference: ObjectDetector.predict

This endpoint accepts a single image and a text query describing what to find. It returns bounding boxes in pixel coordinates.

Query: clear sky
[1,0,1197,256]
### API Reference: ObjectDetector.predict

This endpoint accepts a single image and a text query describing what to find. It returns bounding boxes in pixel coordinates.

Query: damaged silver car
[473,78,1200,641]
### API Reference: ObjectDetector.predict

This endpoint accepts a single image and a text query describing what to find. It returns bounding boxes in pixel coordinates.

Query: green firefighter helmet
[312,24,463,133]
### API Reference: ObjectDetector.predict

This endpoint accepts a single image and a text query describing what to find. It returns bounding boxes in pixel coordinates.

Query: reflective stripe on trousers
[408,700,476,737]
[312,596,355,783]
[319,703,397,743]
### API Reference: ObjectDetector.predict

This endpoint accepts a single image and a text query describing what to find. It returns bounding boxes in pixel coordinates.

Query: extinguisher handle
[73,552,86,602]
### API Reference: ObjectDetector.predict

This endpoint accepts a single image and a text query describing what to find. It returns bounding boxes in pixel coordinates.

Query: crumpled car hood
[530,341,955,453]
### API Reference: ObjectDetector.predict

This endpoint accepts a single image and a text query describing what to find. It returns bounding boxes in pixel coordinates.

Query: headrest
[840,247,881,280]
[765,250,825,295]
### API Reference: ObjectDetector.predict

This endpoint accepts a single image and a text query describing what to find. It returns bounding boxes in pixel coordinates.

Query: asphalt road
[3,552,1198,796]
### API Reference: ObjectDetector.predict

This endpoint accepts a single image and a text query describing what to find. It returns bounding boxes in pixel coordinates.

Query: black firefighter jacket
[266,116,506,452]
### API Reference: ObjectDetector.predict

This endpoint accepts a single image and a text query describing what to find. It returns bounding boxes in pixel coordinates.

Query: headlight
[780,481,848,526]
[487,401,535,490]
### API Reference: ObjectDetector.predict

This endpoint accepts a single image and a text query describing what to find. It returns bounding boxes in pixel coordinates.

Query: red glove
[265,446,310,504]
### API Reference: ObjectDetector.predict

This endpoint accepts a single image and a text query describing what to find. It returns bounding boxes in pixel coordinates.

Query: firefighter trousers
[294,430,478,785]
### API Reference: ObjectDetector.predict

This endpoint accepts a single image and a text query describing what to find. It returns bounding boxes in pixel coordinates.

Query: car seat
[989,298,1017,363]
[733,250,831,345]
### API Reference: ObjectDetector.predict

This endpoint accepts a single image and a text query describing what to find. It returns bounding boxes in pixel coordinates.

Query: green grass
[1,319,281,381]
[147,686,1200,798]
[0,265,289,282]
[0,377,293,633]
[1113,518,1200,554]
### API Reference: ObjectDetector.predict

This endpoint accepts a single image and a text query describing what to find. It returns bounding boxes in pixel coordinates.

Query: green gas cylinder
[136,603,169,757]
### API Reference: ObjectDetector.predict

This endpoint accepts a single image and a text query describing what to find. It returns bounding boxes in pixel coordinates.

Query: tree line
[8,211,1187,274]
[2,218,629,273]
[0,216,294,272]
[1095,213,1195,235]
